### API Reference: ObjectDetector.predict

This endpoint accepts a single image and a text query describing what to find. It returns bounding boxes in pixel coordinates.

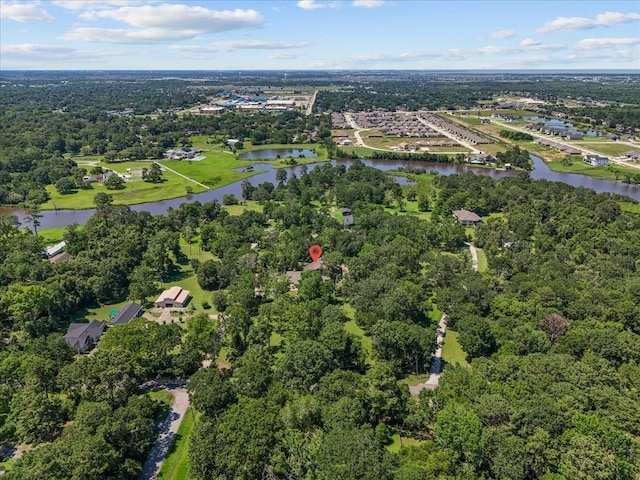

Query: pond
[237,148,318,160]
[523,116,600,137]
[2,156,638,230]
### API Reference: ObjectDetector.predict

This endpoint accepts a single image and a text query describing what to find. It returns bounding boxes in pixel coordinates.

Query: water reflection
[2,156,638,229]
[237,148,318,160]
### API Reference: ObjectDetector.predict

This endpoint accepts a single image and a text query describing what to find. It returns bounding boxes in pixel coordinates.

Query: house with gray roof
[109,303,143,326]
[64,321,107,353]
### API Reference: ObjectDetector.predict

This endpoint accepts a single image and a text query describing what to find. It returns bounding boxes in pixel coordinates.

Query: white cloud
[518,38,563,51]
[60,27,200,43]
[490,29,516,39]
[0,43,124,60]
[52,0,152,10]
[171,40,310,53]
[79,4,262,31]
[297,0,338,10]
[519,38,539,47]
[353,0,384,7]
[477,45,511,55]
[0,1,53,21]
[268,52,302,60]
[59,5,263,44]
[575,37,640,50]
[538,11,640,34]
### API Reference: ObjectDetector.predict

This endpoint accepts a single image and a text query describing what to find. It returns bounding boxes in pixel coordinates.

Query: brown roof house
[285,259,331,288]
[64,321,107,353]
[155,286,191,308]
[453,209,483,227]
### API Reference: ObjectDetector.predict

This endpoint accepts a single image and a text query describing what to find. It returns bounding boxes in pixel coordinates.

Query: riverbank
[35,144,326,211]
[543,158,640,183]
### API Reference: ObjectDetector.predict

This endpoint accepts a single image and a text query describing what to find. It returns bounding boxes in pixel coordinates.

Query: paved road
[409,243,478,395]
[488,118,640,171]
[414,114,481,154]
[306,90,318,116]
[138,386,190,480]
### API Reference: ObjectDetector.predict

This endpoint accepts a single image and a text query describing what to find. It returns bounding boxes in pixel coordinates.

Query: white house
[583,155,609,167]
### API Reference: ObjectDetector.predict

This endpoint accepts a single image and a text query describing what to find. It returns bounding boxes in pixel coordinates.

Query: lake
[237,148,318,160]
[523,116,600,137]
[2,156,638,230]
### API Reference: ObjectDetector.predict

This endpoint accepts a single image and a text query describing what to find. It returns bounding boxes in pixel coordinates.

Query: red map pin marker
[309,245,323,262]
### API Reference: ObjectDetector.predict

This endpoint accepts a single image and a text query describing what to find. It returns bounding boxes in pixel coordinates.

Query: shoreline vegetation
[33,143,330,211]
[3,110,640,212]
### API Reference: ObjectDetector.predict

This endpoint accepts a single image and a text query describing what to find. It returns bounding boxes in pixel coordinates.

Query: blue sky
[1,0,639,70]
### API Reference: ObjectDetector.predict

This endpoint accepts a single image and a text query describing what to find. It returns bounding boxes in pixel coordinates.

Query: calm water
[237,148,318,160]
[523,116,600,137]
[3,157,638,230]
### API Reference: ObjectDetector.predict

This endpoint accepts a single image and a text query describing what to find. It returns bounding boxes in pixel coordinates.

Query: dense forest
[314,79,640,112]
[0,78,330,205]
[2,73,638,207]
[1,159,639,479]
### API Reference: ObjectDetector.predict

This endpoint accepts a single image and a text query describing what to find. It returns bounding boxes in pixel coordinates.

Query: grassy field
[38,226,70,244]
[158,151,258,188]
[475,247,488,272]
[337,145,378,157]
[158,408,200,480]
[86,299,133,322]
[222,201,265,216]
[574,142,640,157]
[343,304,373,362]
[620,201,640,213]
[544,159,640,182]
[41,167,207,210]
[442,330,470,368]
[387,434,426,453]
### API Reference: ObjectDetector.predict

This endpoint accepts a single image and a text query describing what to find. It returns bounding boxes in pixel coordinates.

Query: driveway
[409,243,478,394]
[138,386,190,480]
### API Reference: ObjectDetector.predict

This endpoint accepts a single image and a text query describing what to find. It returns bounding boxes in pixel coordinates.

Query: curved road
[139,386,190,480]
[409,242,478,395]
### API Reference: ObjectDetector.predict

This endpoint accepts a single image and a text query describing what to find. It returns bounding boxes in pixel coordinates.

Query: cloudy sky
[1,0,639,70]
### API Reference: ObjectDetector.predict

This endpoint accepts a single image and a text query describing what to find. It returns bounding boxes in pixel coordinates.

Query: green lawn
[41,167,207,210]
[338,145,378,157]
[475,247,488,273]
[158,408,200,480]
[399,374,430,387]
[86,299,133,322]
[441,329,470,368]
[38,226,70,244]
[158,151,258,188]
[343,305,373,362]
[385,200,432,222]
[619,201,640,214]
[387,434,426,453]
[158,236,217,314]
[544,160,639,182]
[222,201,264,216]
[573,142,640,157]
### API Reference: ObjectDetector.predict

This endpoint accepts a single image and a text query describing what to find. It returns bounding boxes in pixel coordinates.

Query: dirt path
[138,386,190,480]
[153,161,210,190]
[409,243,478,395]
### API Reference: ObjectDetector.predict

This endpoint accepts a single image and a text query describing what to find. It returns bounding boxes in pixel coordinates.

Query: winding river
[2,155,638,230]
